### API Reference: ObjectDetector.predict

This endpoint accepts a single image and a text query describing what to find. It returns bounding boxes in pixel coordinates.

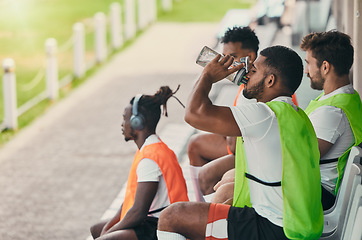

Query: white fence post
[2,58,18,130]
[138,0,143,30]
[45,38,59,100]
[73,22,85,78]
[138,0,148,30]
[151,0,157,22]
[145,0,152,25]
[125,0,136,40]
[162,0,172,12]
[94,12,107,63]
[110,2,123,49]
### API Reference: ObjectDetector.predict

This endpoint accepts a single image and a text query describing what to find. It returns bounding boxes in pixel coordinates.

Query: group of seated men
[90,26,362,240]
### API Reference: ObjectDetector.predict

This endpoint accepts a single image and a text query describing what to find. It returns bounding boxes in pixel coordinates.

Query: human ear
[321,61,330,74]
[266,74,275,87]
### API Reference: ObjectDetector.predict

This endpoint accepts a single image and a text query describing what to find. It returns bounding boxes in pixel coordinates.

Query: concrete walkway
[0,22,218,240]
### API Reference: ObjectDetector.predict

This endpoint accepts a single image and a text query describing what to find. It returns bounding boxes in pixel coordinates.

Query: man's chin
[242,90,253,99]
[124,137,132,142]
[310,83,323,91]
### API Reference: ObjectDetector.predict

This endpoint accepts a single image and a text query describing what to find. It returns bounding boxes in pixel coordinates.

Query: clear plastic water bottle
[196,46,249,85]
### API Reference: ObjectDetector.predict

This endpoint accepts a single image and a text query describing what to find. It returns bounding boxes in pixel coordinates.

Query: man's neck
[257,92,291,103]
[323,75,350,95]
[135,131,154,149]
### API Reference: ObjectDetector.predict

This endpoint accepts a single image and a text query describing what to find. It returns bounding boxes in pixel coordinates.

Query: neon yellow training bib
[305,90,362,194]
[233,101,323,240]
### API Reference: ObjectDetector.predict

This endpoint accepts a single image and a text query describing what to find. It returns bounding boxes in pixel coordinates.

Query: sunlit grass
[158,0,255,22]
[0,0,256,145]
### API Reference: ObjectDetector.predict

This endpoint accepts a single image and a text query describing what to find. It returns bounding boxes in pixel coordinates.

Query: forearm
[104,181,158,234]
[105,208,146,234]
[185,54,242,136]
[101,207,122,235]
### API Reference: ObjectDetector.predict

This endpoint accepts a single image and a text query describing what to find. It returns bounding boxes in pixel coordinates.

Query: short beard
[243,77,265,100]
[124,129,137,142]
[310,71,325,90]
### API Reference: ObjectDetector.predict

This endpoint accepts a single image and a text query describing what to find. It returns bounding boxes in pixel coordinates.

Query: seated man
[187,26,259,202]
[90,86,189,240]
[157,46,323,240]
[192,27,299,201]
[300,30,362,210]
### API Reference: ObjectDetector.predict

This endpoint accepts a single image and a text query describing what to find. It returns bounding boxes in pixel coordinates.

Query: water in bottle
[196,46,249,85]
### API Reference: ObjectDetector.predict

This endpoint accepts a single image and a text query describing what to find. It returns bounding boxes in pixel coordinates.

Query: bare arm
[199,154,235,195]
[213,168,235,191]
[318,138,334,158]
[100,206,123,235]
[185,55,243,136]
[104,182,158,234]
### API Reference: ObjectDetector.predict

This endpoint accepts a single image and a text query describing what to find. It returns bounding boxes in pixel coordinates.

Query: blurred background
[1,0,360,142]
[0,0,361,239]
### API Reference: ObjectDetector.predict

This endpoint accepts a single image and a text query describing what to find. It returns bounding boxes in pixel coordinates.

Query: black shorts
[321,185,336,210]
[133,216,158,240]
[227,206,289,240]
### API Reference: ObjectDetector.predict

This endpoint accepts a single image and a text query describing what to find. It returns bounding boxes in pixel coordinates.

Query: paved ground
[0,22,218,240]
[0,20,320,240]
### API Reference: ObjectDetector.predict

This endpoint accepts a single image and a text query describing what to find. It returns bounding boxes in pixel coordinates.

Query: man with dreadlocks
[90,86,189,240]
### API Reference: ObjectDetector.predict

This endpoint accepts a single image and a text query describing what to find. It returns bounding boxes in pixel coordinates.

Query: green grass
[0,0,255,145]
[0,0,129,122]
[158,0,255,22]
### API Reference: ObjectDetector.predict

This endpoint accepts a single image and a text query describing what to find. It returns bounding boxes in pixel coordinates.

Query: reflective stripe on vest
[305,90,362,194]
[120,141,189,220]
[233,101,323,239]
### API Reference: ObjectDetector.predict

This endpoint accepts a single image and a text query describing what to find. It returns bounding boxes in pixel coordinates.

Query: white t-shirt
[230,96,296,227]
[308,84,354,193]
[136,134,170,218]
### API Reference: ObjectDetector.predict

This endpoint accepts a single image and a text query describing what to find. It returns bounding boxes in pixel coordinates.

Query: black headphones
[130,94,145,130]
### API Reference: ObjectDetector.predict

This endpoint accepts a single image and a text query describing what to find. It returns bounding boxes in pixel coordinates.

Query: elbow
[184,109,197,128]
[185,104,207,128]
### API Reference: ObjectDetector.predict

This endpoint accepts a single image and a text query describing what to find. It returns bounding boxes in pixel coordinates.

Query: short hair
[221,26,259,55]
[130,86,177,131]
[300,30,354,76]
[260,45,303,94]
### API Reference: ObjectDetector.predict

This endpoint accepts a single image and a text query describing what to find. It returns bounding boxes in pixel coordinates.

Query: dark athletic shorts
[133,216,158,240]
[321,185,336,210]
[227,205,289,240]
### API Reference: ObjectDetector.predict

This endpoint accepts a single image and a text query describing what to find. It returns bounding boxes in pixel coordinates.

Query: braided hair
[130,85,183,131]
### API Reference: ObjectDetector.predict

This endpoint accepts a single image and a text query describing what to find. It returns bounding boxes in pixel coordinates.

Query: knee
[158,202,188,232]
[187,134,201,158]
[90,223,101,239]
[90,220,107,239]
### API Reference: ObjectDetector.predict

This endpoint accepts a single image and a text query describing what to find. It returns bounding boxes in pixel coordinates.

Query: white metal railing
[1,0,176,132]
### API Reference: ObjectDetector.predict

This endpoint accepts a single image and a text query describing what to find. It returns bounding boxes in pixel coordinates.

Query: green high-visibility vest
[305,90,362,194]
[233,101,323,240]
